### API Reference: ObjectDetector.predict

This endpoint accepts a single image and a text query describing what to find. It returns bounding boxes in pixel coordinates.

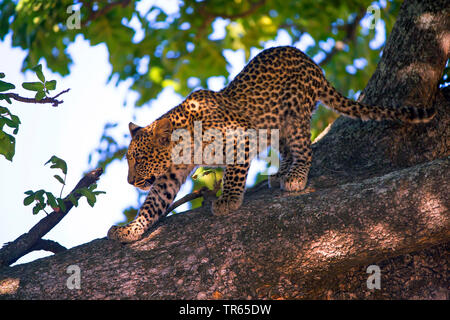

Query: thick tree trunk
[0,0,449,299]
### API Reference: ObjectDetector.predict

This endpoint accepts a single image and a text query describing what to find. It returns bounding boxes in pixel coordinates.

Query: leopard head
[126,118,173,191]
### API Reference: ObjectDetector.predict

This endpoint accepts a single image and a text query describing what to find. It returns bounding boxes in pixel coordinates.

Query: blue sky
[0,0,386,265]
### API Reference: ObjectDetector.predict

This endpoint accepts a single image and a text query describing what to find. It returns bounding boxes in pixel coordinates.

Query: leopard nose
[128,176,135,185]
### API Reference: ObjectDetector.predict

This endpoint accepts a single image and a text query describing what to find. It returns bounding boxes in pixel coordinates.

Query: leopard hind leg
[280,120,312,192]
[268,139,292,189]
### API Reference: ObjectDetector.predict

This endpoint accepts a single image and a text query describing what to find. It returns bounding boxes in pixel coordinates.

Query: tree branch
[0,168,103,267]
[165,187,213,217]
[25,239,67,255]
[5,89,70,107]
[0,0,447,300]
[0,158,447,299]
[163,176,268,219]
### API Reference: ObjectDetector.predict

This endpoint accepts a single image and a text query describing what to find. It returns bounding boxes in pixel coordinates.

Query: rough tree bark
[0,0,448,299]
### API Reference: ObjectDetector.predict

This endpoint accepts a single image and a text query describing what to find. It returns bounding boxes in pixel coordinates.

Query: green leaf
[31,200,46,215]
[0,94,12,104]
[45,80,56,91]
[69,194,78,207]
[0,80,15,92]
[23,194,35,206]
[1,116,18,129]
[46,192,58,209]
[0,130,15,161]
[32,204,41,215]
[0,108,20,138]
[22,81,45,92]
[32,64,45,83]
[87,183,98,191]
[53,174,65,184]
[78,188,96,207]
[10,114,20,125]
[0,106,10,115]
[87,197,96,207]
[88,183,106,197]
[45,155,67,174]
[35,90,46,100]
[0,73,5,79]
[57,198,66,212]
[34,189,45,205]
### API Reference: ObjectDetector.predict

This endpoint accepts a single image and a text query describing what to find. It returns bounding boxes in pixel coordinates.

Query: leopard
[107,46,435,243]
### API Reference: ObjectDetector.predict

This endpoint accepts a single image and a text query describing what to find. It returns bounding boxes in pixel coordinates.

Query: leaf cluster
[22,64,57,100]
[23,156,105,215]
[0,72,19,161]
[0,65,58,161]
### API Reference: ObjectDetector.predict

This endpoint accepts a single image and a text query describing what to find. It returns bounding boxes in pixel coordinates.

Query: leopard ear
[154,118,173,146]
[154,118,173,135]
[129,122,142,137]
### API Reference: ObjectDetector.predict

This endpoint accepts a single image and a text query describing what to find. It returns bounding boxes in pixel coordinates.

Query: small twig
[25,239,67,255]
[162,173,222,218]
[59,172,67,199]
[5,88,71,107]
[164,186,219,219]
[50,88,71,100]
[163,176,267,219]
[165,187,210,216]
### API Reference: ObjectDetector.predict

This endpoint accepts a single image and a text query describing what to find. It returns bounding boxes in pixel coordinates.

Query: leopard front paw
[107,225,145,243]
[211,196,243,216]
[280,174,307,192]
